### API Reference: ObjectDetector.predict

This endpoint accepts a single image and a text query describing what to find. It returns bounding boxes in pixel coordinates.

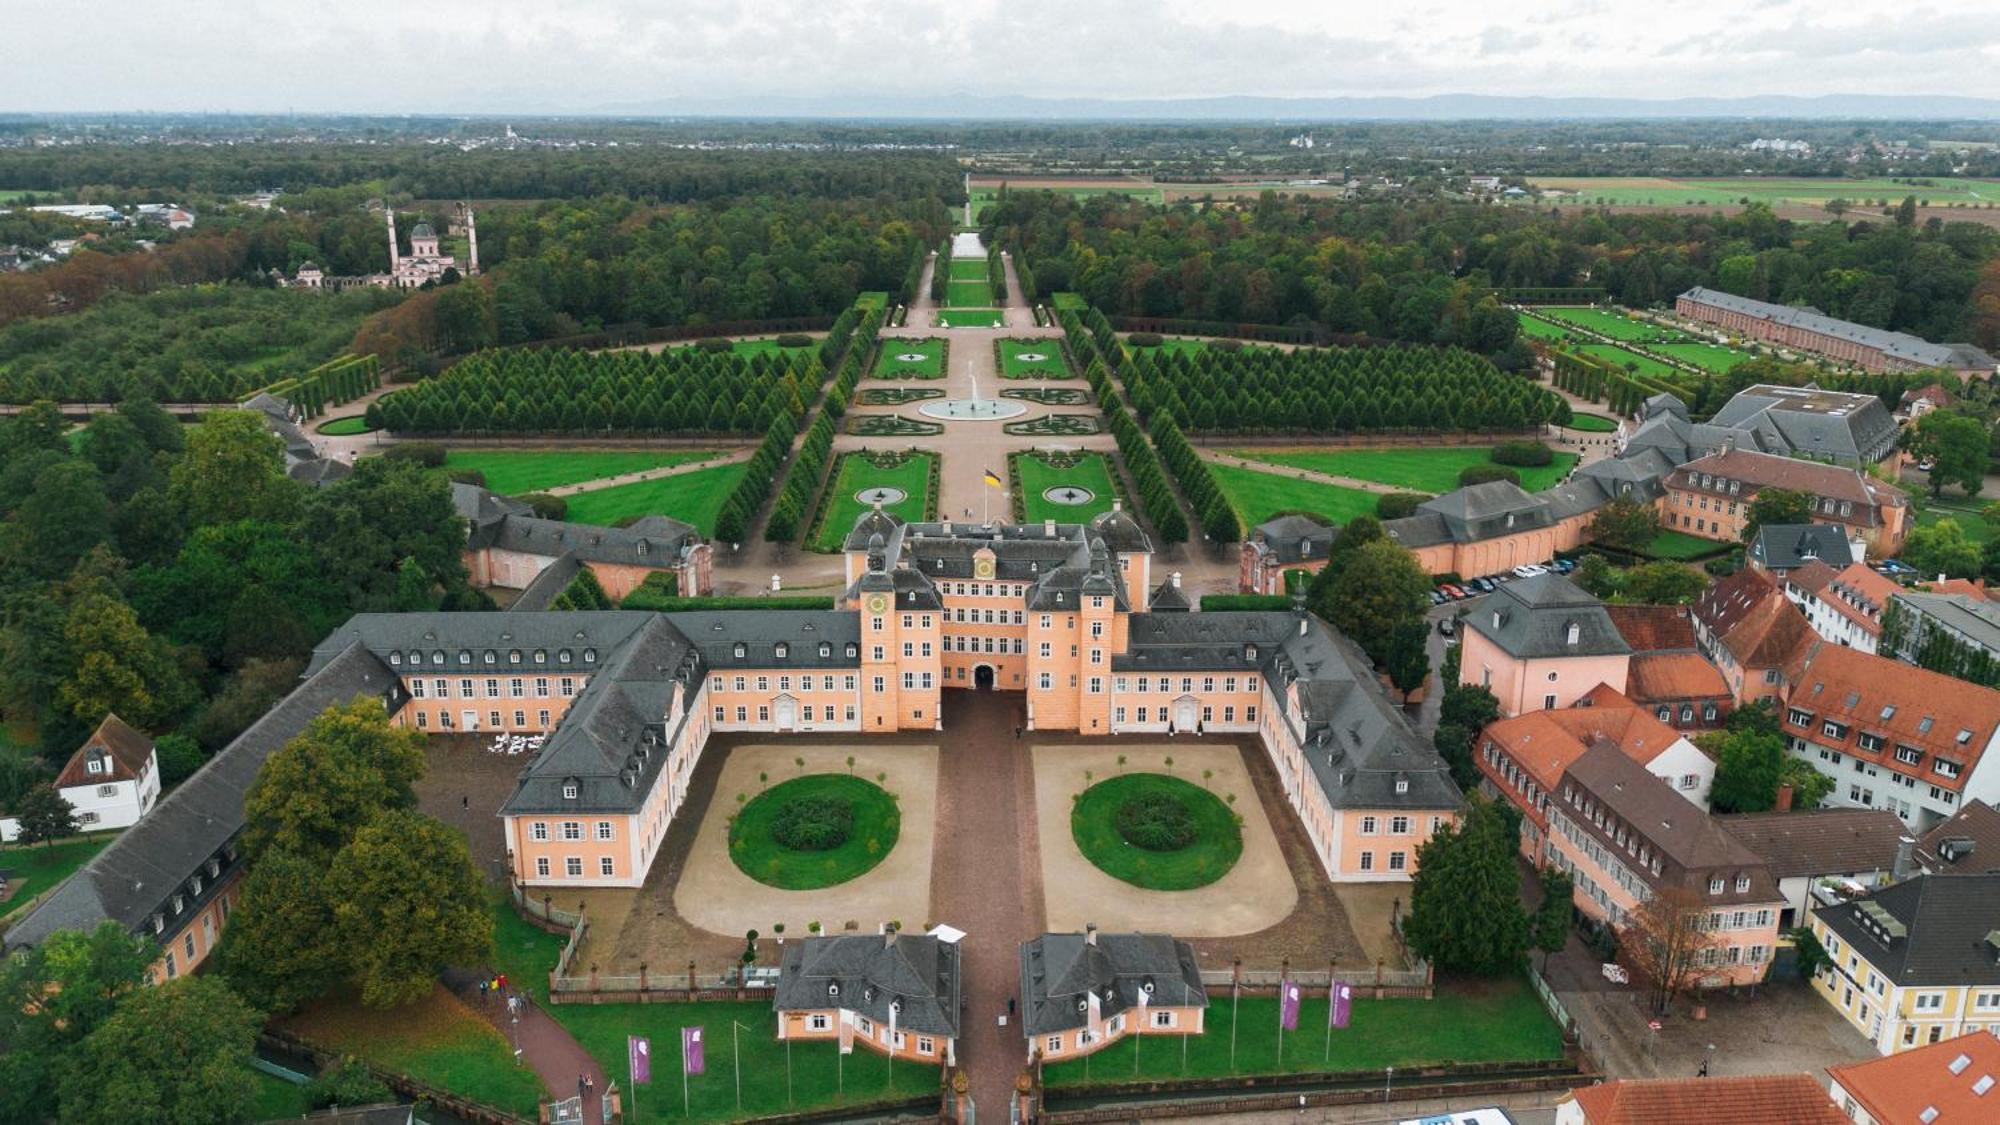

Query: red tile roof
[1828,1031,2000,1124]
[53,713,155,789]
[1696,567,1783,641]
[1811,562,1901,638]
[1783,641,2000,792]
[1627,652,1732,706]
[1566,1073,1846,1124]
[1785,558,1840,596]
[1483,685,1687,794]
[1724,590,1815,669]
[1669,446,1908,522]
[1605,604,1700,653]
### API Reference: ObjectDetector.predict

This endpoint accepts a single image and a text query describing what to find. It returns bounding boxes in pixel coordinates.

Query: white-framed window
[917,1036,934,1055]
[1361,816,1377,835]
[1152,1010,1175,1028]
[1709,877,1724,895]
[1915,992,1945,1011]
[563,781,578,799]
[1359,852,1374,872]
[810,1014,829,1030]
[596,822,614,841]
[1045,1035,1062,1056]
[565,857,583,877]
[600,857,615,877]
[1390,816,1410,835]
[531,821,549,841]
[536,857,550,877]
[1389,851,1407,871]
[561,821,582,840]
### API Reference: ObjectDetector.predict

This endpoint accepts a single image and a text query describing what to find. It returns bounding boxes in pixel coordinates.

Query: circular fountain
[1041,486,1097,506]
[855,486,909,506]
[915,354,1027,421]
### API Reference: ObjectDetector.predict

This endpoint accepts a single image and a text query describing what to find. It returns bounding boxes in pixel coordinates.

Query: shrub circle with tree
[1070,773,1242,890]
[729,774,901,890]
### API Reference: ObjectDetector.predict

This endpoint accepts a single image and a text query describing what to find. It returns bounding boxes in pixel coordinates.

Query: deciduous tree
[58,977,261,1125]
[1588,498,1661,552]
[331,809,494,1008]
[1740,488,1813,544]
[1622,886,1723,1015]
[12,781,78,849]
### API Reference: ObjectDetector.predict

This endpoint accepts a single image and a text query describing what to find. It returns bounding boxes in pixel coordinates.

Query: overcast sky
[5,0,2000,114]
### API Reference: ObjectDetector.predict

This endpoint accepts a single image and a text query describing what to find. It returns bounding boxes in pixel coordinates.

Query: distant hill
[589,92,2000,122]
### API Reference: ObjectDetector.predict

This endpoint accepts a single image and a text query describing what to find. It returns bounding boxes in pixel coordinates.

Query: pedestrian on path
[462,794,469,810]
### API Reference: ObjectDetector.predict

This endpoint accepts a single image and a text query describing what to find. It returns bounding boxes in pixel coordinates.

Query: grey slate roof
[1148,577,1190,612]
[1703,383,1900,464]
[1250,514,1337,565]
[305,611,656,678]
[1462,574,1632,660]
[1681,287,1999,374]
[1019,932,1205,1037]
[774,932,962,1038]
[1891,592,2000,656]
[6,643,399,952]
[453,482,697,569]
[1716,808,1907,880]
[1814,873,2000,988]
[1749,524,1857,572]
[509,553,583,613]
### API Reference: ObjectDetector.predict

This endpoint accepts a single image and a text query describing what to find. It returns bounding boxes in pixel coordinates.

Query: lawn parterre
[1014,450,1119,522]
[1209,462,1385,528]
[1574,343,1681,381]
[560,461,751,536]
[1640,530,1734,560]
[441,449,719,496]
[1523,175,2000,208]
[1070,773,1242,891]
[1123,337,1208,359]
[808,450,935,552]
[279,984,547,1117]
[666,337,820,360]
[937,309,1004,328]
[316,414,377,436]
[871,337,947,379]
[1041,979,1564,1088]
[728,774,902,890]
[1562,413,1620,433]
[1652,341,1755,373]
[997,338,1071,379]
[947,279,994,308]
[1533,307,1661,342]
[1232,447,1578,495]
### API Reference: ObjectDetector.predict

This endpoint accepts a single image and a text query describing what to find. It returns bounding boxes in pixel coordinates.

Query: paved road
[929,690,1044,1120]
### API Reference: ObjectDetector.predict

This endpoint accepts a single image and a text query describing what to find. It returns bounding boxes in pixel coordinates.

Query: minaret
[465,204,479,276]
[385,208,399,273]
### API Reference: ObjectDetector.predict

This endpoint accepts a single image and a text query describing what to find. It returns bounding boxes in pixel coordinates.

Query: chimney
[1084,923,1098,946]
[1774,783,1794,812]
[884,921,900,949]
[1893,836,1917,881]
[1171,572,1182,589]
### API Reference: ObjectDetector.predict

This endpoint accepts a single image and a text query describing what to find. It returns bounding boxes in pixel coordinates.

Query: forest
[0,285,396,403]
[989,192,2000,350]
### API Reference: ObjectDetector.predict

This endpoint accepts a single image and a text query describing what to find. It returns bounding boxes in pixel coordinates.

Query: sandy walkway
[670,742,939,937]
[1030,742,1297,936]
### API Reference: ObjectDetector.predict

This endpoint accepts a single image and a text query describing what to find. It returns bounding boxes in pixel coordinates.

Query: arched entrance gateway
[973,664,996,690]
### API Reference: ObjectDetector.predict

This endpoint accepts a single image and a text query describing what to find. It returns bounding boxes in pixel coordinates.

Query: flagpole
[630,1040,638,1125]
[682,1041,689,1120]
[733,1021,741,1114]
[1230,988,1239,1074]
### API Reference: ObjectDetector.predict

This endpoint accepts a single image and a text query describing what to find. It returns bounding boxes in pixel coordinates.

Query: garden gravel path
[444,967,605,1121]
[539,448,754,497]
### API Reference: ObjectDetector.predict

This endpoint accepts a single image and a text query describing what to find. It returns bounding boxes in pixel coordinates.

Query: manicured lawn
[1041,978,1564,1088]
[937,309,1004,328]
[1051,292,1089,311]
[1574,343,1682,381]
[317,414,376,435]
[562,461,751,537]
[1563,413,1620,433]
[1016,451,1118,522]
[1514,314,1578,342]
[729,774,902,890]
[490,893,567,1006]
[1535,307,1660,342]
[1209,462,1379,528]
[998,338,1071,379]
[1124,338,1207,359]
[280,984,547,1116]
[442,449,720,496]
[1070,773,1241,891]
[1917,507,1996,547]
[1653,341,1755,373]
[872,337,946,379]
[947,258,989,281]
[0,833,119,919]
[1642,530,1733,560]
[553,1000,936,1123]
[855,291,890,311]
[947,278,994,308]
[251,1072,313,1120]
[1232,448,1578,495]
[668,338,819,360]
[809,451,935,552]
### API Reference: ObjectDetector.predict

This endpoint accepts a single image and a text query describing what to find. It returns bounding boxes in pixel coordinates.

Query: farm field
[998,338,1070,379]
[873,336,947,379]
[1209,462,1379,528]
[1524,176,2000,207]
[1015,451,1118,522]
[1574,343,1682,381]
[1234,447,1579,494]
[441,449,719,496]
[969,181,1165,212]
[561,460,750,535]
[810,450,935,552]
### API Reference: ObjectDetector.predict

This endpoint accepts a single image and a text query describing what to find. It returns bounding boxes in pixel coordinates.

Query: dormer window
[1395,779,1409,794]
[819,643,831,658]
[151,915,164,935]
[390,652,402,666]
[583,649,597,665]
[1734,876,1750,893]
[828,982,839,998]
[458,650,472,665]
[775,643,789,660]
[510,650,522,663]
[432,651,446,665]
[558,649,572,664]
[171,895,184,914]
[562,781,579,800]
[636,540,649,557]
[87,757,102,774]
[845,643,858,659]
[734,643,747,659]
[483,651,496,664]
[1245,644,1257,662]
[1565,622,1580,646]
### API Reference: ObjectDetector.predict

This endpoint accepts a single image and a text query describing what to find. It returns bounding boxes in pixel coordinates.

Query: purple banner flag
[1330,979,1353,1029]
[681,1026,705,1076]
[1279,980,1302,1031]
[629,1036,652,1084]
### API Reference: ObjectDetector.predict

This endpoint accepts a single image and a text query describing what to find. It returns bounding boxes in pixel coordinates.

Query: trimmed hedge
[1458,464,1521,487]
[1198,594,1293,611]
[1376,492,1433,520]
[1492,440,1555,467]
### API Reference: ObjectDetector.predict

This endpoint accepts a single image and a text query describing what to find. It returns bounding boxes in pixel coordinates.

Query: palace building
[4,511,1460,982]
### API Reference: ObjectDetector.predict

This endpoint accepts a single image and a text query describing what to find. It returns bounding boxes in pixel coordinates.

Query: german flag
[983,468,1003,488]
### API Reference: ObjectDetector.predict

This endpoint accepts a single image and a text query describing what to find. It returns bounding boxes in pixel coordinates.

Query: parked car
[1437,616,1456,637]
[1553,558,1576,573]
[1512,564,1549,578]
[1429,589,1446,606]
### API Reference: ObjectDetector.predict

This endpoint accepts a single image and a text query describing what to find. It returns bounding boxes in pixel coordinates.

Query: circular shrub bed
[729,773,900,890]
[316,415,377,436]
[1071,773,1242,891]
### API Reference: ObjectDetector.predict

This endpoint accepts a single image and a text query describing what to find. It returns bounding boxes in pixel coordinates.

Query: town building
[0,714,161,843]
[1749,523,1860,580]
[1779,641,2000,830]
[1660,446,1909,555]
[1478,684,1715,865]
[1828,1030,2000,1123]
[1382,478,1603,579]
[1018,927,1206,1062]
[1622,385,1901,468]
[5,513,1460,980]
[1717,808,1907,929]
[1239,514,1334,596]
[1675,287,1998,378]
[773,926,962,1064]
[1543,742,1784,987]
[1898,383,1957,422]
[1808,873,2000,1054]
[1880,591,2000,676]
[1912,799,2000,873]
[1787,561,1903,654]
[1459,574,1632,717]
[1555,1073,1846,1125]
[1604,604,1733,732]
[455,483,713,603]
[1692,567,1814,705]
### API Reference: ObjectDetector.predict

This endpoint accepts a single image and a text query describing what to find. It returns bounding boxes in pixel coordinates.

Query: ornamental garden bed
[870,337,948,379]
[995,338,1071,379]
[807,449,936,552]
[845,415,944,437]
[728,774,902,890]
[1002,387,1088,405]
[1004,414,1101,437]
[1069,773,1242,891]
[858,387,946,406]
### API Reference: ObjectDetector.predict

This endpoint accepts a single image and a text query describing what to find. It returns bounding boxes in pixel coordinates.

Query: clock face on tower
[974,557,996,580]
[865,594,888,614]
